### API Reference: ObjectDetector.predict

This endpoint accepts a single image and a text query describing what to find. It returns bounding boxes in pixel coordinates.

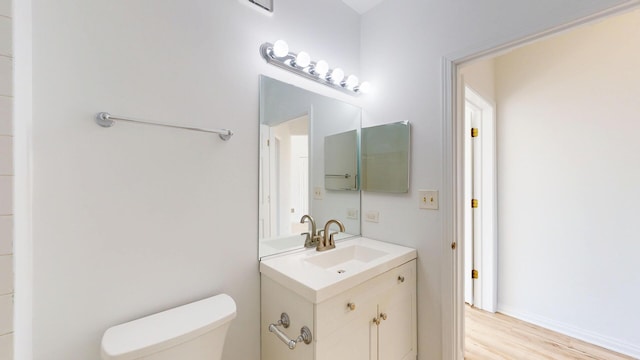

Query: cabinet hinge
[472,269,479,279]
[471,199,478,208]
[471,128,479,137]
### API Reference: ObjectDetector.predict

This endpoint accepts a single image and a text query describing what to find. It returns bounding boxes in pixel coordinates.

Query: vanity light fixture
[293,51,311,68]
[328,68,344,85]
[260,40,371,95]
[312,60,329,77]
[343,75,357,88]
[271,40,289,58]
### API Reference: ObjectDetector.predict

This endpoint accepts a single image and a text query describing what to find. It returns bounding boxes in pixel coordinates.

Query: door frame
[462,84,497,312]
[440,2,640,359]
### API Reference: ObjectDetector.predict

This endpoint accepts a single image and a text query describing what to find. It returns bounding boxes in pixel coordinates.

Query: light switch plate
[347,208,359,220]
[419,190,439,210]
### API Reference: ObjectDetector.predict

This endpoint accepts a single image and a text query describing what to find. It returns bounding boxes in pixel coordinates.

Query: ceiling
[340,0,387,14]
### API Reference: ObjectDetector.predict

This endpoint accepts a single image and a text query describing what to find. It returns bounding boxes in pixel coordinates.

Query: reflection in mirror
[324,130,359,191]
[361,121,411,193]
[259,76,361,258]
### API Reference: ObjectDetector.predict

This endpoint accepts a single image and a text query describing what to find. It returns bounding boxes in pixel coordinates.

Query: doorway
[259,115,310,239]
[444,3,640,359]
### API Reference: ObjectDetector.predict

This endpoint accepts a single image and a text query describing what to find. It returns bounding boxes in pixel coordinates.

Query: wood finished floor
[465,306,635,360]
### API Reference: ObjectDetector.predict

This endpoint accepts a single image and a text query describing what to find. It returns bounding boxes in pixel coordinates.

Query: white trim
[463,86,497,313]
[461,84,473,307]
[442,1,640,359]
[13,0,34,358]
[497,305,640,359]
[441,56,461,360]
[444,1,640,66]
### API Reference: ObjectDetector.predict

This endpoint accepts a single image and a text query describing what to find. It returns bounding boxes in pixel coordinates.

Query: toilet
[101,294,236,360]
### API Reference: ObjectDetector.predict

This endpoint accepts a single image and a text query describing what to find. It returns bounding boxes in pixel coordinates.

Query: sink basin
[260,237,417,303]
[304,245,388,272]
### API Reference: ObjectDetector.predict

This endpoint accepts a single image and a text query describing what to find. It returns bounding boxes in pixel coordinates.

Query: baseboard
[496,305,640,359]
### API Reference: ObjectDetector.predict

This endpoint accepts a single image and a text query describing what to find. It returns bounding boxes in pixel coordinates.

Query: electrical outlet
[314,187,324,200]
[347,208,359,220]
[365,211,380,223]
[419,190,439,210]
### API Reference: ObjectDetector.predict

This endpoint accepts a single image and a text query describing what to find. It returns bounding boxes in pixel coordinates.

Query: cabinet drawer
[316,260,415,337]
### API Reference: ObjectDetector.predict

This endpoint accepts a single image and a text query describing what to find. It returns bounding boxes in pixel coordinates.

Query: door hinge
[471,199,479,208]
[472,269,479,279]
[471,128,479,137]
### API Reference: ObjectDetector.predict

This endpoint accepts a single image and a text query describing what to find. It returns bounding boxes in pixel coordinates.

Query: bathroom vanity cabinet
[261,259,417,360]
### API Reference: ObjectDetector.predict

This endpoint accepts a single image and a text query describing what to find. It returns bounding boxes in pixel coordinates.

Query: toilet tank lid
[101,293,236,360]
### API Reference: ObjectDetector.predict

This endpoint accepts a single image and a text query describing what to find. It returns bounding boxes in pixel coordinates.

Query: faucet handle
[301,232,312,248]
[327,232,339,249]
[303,232,320,248]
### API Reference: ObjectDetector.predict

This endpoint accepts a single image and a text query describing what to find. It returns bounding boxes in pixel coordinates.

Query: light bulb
[356,81,372,94]
[272,40,289,58]
[313,60,329,76]
[329,68,344,84]
[295,51,311,68]
[344,75,359,89]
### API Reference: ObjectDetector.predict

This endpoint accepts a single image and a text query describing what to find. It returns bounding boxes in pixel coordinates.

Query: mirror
[259,76,361,258]
[324,129,359,191]
[361,121,411,193]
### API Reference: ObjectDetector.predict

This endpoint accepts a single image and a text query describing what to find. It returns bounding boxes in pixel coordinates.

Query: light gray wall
[0,0,13,357]
[16,0,640,359]
[495,9,640,357]
[359,0,631,359]
[24,0,360,359]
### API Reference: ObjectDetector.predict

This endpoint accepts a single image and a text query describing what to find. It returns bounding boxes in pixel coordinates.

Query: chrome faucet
[317,219,345,251]
[300,215,321,248]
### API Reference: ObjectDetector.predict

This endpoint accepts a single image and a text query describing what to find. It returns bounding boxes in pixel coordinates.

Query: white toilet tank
[101,294,236,360]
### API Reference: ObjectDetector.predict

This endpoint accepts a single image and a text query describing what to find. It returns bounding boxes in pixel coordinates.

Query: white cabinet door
[377,261,417,360]
[317,299,377,360]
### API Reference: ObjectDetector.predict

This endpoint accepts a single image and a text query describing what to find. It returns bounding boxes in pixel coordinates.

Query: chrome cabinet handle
[347,302,356,311]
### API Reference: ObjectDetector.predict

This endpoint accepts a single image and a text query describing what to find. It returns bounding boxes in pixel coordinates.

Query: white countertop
[259,237,417,303]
